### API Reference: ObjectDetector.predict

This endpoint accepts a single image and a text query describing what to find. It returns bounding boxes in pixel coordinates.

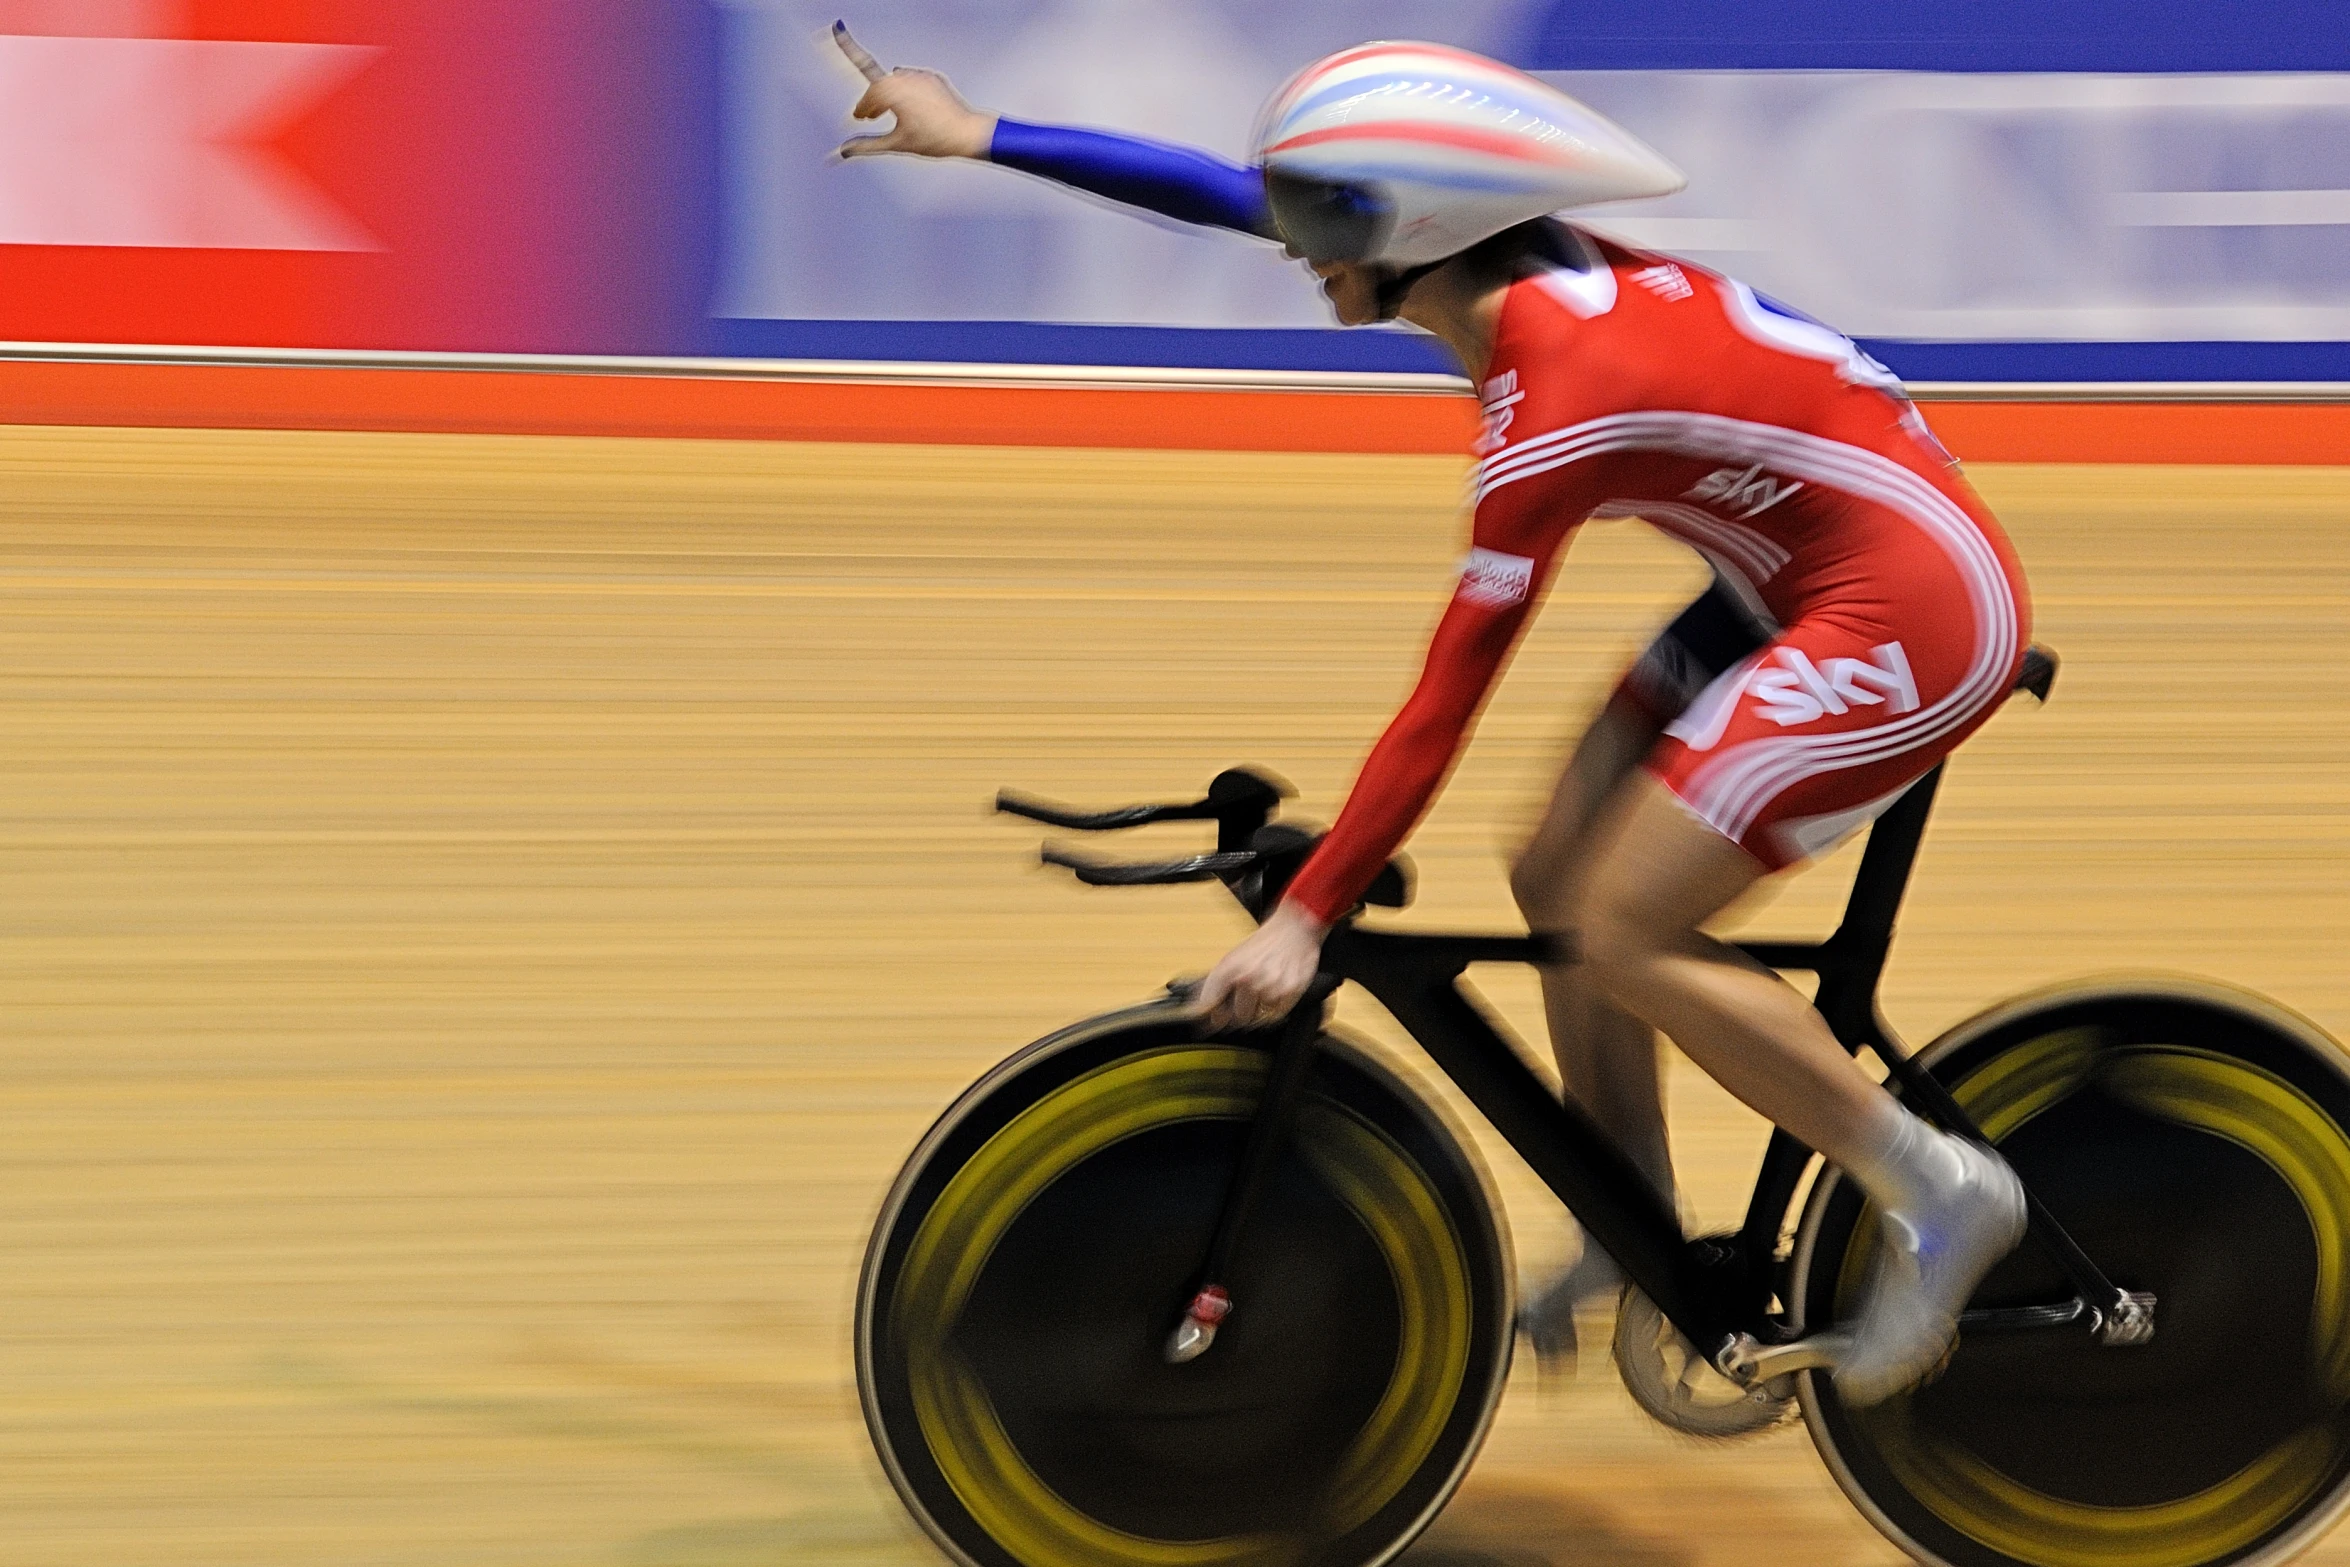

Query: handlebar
[1000,796,1199,832]
[1000,770,1409,919]
[1041,846,1261,886]
[998,768,1291,854]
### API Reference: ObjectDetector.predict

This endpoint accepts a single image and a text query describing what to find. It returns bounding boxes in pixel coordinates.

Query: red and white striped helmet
[1254,42,1684,267]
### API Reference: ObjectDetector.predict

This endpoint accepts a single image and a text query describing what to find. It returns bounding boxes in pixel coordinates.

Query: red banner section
[0,1,718,355]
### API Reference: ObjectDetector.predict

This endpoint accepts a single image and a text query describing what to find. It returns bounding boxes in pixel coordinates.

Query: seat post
[1813,765,1943,1043]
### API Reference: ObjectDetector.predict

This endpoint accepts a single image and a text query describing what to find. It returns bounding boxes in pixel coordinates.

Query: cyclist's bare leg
[1509,690,1673,1198]
[1568,774,1885,1156]
[1571,774,2026,1401]
[1509,693,1672,1358]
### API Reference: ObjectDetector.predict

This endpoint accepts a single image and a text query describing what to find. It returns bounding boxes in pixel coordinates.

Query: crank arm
[1716,1288,2157,1389]
[1714,1331,1849,1384]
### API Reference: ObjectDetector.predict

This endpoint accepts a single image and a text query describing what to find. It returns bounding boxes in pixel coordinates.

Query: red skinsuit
[1283,232,2031,925]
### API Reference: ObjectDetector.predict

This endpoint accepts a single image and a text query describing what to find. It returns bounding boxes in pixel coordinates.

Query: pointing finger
[832,20,886,83]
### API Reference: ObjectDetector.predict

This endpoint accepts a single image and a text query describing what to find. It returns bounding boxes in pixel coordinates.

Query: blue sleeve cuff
[988,116,1275,238]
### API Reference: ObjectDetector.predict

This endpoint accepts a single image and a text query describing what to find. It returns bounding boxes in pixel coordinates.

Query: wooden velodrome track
[6,425,2349,1567]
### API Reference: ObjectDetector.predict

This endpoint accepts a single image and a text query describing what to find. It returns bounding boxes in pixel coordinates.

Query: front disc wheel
[856,1001,1514,1567]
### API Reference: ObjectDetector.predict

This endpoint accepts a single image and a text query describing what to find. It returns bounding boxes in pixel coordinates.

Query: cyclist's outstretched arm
[836,46,1276,239]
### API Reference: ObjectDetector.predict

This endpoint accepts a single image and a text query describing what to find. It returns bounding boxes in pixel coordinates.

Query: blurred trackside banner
[0,0,721,355]
[728,0,2350,383]
[0,0,2344,462]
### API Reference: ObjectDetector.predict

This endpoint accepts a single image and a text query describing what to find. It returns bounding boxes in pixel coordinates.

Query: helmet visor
[1264,171,1394,263]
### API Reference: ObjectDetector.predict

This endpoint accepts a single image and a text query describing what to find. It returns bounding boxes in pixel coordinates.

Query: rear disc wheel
[1792,981,2350,1567]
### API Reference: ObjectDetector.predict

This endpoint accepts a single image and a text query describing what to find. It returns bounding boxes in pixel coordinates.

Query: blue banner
[720,1,2350,380]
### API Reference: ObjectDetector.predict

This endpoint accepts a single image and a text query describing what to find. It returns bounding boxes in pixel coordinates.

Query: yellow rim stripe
[1298,1103,1472,1535]
[1871,1403,2337,1567]
[2101,1048,2350,1399]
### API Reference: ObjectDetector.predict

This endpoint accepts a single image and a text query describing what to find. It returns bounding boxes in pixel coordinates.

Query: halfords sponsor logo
[1751,643,1919,727]
[1458,547,1535,608]
[1686,463,1805,519]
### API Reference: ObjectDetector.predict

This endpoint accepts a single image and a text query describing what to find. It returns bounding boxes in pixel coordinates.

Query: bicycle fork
[1165,975,1340,1364]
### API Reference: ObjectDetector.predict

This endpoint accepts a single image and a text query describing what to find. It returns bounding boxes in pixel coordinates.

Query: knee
[1508,851,1567,926]
[1512,842,1598,932]
[1515,849,1655,975]
[1565,879,1662,991]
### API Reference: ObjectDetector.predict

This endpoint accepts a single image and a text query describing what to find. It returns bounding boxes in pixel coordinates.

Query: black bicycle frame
[1315,774,1957,1352]
[1027,770,1962,1353]
[1313,762,2128,1356]
[1006,643,2132,1362]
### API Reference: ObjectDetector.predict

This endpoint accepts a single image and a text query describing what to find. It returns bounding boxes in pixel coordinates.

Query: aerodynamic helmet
[1254,42,1685,268]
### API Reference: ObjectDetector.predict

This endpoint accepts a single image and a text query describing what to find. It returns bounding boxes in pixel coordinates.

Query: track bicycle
[857,644,2350,1567]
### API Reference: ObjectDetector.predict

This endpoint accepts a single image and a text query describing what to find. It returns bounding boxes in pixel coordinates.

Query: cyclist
[838,37,2031,1406]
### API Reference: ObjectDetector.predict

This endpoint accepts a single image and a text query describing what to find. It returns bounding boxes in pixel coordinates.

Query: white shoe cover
[1832,1134,2027,1407]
